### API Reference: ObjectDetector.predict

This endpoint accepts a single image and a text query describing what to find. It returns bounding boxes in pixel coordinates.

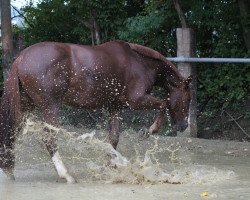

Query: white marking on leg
[109,147,128,167]
[52,151,75,183]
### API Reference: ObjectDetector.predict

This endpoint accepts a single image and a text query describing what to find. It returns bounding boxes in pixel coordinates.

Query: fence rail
[167,57,250,63]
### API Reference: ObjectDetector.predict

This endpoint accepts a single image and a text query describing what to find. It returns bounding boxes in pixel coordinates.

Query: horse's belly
[63,89,124,109]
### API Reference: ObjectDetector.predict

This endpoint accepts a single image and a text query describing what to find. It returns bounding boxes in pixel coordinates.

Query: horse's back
[62,41,135,108]
[13,40,149,109]
[16,40,135,77]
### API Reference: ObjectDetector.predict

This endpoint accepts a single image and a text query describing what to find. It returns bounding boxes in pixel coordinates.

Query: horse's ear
[186,76,192,85]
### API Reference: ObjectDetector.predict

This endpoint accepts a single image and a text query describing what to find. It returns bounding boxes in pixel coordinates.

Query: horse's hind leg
[42,103,76,183]
[108,110,120,149]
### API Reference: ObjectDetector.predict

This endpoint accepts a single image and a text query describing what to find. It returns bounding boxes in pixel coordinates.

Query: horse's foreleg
[149,109,166,134]
[42,104,76,183]
[127,94,167,136]
[128,94,166,110]
[108,110,120,149]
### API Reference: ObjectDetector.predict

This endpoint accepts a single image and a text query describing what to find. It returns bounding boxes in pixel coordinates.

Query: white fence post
[176,28,197,137]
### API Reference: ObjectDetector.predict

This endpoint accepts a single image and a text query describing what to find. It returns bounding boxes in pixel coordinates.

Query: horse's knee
[126,96,143,109]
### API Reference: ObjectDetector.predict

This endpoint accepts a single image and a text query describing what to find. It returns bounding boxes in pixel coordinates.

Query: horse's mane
[127,42,185,82]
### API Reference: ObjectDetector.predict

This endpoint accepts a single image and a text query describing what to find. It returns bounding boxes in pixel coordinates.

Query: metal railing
[167,57,250,63]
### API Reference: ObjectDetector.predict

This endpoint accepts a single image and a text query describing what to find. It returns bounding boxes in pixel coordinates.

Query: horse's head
[167,76,192,132]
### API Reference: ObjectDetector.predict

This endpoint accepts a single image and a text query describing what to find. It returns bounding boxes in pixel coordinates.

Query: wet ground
[0,118,250,200]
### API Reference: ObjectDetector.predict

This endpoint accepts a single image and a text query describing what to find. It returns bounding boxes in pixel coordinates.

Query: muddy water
[0,118,250,200]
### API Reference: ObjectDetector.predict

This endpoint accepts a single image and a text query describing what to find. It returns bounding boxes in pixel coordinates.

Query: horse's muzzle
[176,120,188,132]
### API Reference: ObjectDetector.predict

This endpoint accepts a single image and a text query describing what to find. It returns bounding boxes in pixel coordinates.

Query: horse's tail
[0,59,22,154]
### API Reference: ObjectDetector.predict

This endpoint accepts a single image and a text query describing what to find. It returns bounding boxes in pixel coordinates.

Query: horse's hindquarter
[17,42,73,106]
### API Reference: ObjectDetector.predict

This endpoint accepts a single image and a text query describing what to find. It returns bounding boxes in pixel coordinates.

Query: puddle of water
[0,116,250,200]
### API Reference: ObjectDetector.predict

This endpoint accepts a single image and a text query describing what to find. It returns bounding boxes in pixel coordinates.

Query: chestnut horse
[0,40,192,183]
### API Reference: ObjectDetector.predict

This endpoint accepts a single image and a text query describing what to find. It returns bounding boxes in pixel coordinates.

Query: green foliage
[192,0,250,113]
[20,0,128,45]
[118,10,169,52]
[198,64,250,112]
[8,0,250,116]
[118,1,178,55]
[118,0,250,114]
[21,0,81,44]
[66,0,127,42]
[245,112,250,119]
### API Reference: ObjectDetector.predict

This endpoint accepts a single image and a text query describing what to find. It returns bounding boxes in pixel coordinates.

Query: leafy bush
[9,0,250,117]
[198,63,250,113]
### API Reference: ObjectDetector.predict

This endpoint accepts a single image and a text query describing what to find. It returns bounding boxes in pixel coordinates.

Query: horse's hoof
[3,168,15,181]
[57,175,76,184]
[7,174,15,181]
[109,149,129,167]
[138,127,150,139]
[66,175,77,184]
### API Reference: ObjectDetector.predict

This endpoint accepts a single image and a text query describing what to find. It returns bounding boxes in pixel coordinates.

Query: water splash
[14,115,236,184]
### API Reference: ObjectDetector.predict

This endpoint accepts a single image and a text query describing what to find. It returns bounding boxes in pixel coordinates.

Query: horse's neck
[158,63,184,88]
[142,56,184,88]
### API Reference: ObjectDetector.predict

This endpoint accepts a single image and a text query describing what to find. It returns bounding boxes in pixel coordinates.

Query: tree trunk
[176,28,197,137]
[82,18,101,45]
[13,33,25,57]
[91,27,95,46]
[173,0,188,28]
[173,0,197,137]
[238,0,250,51]
[1,0,14,80]
[93,18,101,45]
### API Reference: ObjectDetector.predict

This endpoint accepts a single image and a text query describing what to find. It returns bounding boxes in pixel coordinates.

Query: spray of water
[14,115,236,184]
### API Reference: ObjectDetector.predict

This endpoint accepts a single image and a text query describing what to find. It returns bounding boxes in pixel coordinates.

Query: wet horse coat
[0,40,192,182]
